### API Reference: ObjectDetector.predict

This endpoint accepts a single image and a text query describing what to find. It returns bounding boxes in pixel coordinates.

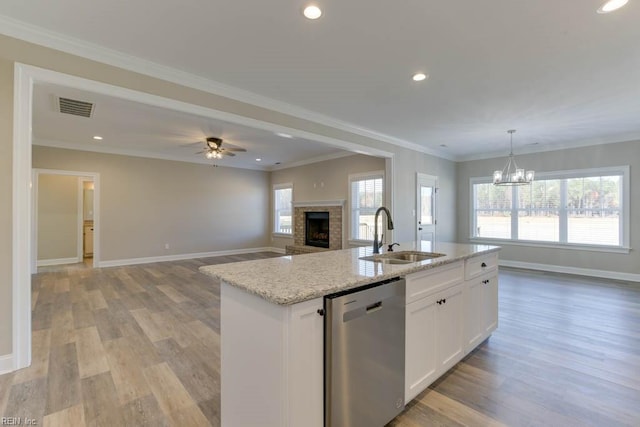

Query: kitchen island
[200,241,500,427]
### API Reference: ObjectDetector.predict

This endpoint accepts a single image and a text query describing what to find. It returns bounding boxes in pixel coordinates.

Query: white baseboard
[267,247,286,254]
[98,247,285,268]
[499,260,640,283]
[0,353,14,375]
[37,257,81,267]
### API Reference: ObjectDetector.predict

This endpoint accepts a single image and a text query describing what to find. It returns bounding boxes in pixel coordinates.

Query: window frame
[273,183,293,237]
[469,166,630,253]
[348,170,385,245]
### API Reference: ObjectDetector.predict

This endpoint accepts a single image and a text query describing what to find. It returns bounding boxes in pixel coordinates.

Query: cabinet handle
[443,298,446,304]
[317,309,324,316]
[481,262,487,268]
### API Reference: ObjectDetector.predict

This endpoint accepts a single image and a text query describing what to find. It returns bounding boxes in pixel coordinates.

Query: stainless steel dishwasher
[324,277,406,427]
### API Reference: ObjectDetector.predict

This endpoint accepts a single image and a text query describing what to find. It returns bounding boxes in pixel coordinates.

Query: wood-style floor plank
[1,254,638,427]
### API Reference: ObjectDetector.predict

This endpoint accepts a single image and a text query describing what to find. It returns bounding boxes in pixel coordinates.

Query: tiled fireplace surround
[285,201,344,255]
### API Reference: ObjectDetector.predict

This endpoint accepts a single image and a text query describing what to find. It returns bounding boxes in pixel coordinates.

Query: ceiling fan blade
[221,151,236,157]
[222,147,247,152]
[195,150,206,154]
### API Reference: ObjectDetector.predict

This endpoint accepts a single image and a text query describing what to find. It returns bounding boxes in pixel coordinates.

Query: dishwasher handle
[343,299,387,322]
[366,301,383,313]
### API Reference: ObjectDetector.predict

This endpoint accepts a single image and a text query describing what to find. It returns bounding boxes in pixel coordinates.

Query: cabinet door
[405,294,438,403]
[465,273,498,353]
[436,284,464,373]
[464,276,485,352]
[483,274,498,335]
[288,298,324,427]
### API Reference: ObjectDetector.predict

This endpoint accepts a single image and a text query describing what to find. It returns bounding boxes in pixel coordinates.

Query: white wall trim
[37,257,82,267]
[292,200,346,208]
[98,247,285,268]
[13,62,32,371]
[268,247,287,255]
[499,260,640,283]
[0,353,14,375]
[0,15,446,160]
[269,152,357,171]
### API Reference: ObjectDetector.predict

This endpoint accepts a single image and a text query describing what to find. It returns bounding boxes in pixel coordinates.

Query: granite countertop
[199,241,500,305]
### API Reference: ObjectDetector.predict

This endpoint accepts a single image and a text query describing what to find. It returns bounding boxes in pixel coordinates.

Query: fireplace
[305,212,330,248]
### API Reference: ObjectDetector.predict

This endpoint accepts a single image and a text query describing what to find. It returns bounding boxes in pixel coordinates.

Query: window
[274,184,293,235]
[471,167,629,250]
[349,171,384,241]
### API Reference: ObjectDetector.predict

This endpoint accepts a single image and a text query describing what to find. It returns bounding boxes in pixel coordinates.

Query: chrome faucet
[373,206,394,253]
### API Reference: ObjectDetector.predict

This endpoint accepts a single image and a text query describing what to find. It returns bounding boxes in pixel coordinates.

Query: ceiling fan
[195,137,247,160]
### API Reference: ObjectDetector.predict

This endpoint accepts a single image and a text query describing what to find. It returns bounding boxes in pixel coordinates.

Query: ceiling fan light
[205,150,215,159]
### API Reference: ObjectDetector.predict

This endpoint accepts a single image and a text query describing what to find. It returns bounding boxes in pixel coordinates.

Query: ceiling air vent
[57,97,95,118]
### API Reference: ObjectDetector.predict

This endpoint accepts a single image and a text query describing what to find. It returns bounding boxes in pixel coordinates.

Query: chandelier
[492,130,534,185]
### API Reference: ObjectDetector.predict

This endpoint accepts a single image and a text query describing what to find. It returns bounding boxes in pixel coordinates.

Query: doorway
[416,173,437,245]
[31,169,99,273]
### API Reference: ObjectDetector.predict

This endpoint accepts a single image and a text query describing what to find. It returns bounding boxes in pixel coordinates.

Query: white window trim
[469,166,631,253]
[348,170,385,244]
[273,182,293,237]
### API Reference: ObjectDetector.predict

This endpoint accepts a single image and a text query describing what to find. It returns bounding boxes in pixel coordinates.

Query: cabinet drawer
[465,253,498,280]
[406,261,464,304]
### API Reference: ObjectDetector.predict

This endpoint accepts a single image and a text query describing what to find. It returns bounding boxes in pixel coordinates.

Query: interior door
[416,173,437,244]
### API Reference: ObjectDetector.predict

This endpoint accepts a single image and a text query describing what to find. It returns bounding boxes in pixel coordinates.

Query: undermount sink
[359,250,446,264]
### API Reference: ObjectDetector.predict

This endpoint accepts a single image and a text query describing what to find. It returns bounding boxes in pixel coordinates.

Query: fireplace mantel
[292,199,345,208]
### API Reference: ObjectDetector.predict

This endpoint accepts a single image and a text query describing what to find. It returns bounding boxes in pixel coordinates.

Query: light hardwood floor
[1,253,639,426]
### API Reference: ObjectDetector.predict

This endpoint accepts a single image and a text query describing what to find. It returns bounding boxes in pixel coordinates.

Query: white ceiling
[32,83,353,170]
[3,1,640,160]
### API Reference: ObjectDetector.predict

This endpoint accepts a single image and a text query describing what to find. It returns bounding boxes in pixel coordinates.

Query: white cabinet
[463,253,498,354]
[464,272,498,353]
[404,263,465,403]
[221,283,323,427]
[436,283,464,373]
[405,293,438,402]
[405,253,499,404]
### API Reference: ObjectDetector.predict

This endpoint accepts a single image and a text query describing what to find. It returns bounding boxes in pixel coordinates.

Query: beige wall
[269,151,458,249]
[0,58,13,355]
[270,154,386,249]
[37,174,79,261]
[392,146,458,243]
[456,140,639,275]
[33,146,270,261]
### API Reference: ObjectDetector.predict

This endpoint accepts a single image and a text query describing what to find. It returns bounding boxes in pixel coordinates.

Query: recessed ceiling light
[92,136,103,140]
[256,158,262,162]
[303,5,322,20]
[276,132,293,138]
[412,73,428,82]
[597,0,628,13]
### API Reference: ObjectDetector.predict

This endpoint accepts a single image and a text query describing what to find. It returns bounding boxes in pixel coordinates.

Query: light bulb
[303,5,322,19]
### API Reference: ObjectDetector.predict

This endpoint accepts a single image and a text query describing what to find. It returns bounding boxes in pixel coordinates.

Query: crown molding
[33,138,367,173]
[268,151,356,171]
[0,14,452,161]
[32,138,270,171]
[456,135,640,162]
